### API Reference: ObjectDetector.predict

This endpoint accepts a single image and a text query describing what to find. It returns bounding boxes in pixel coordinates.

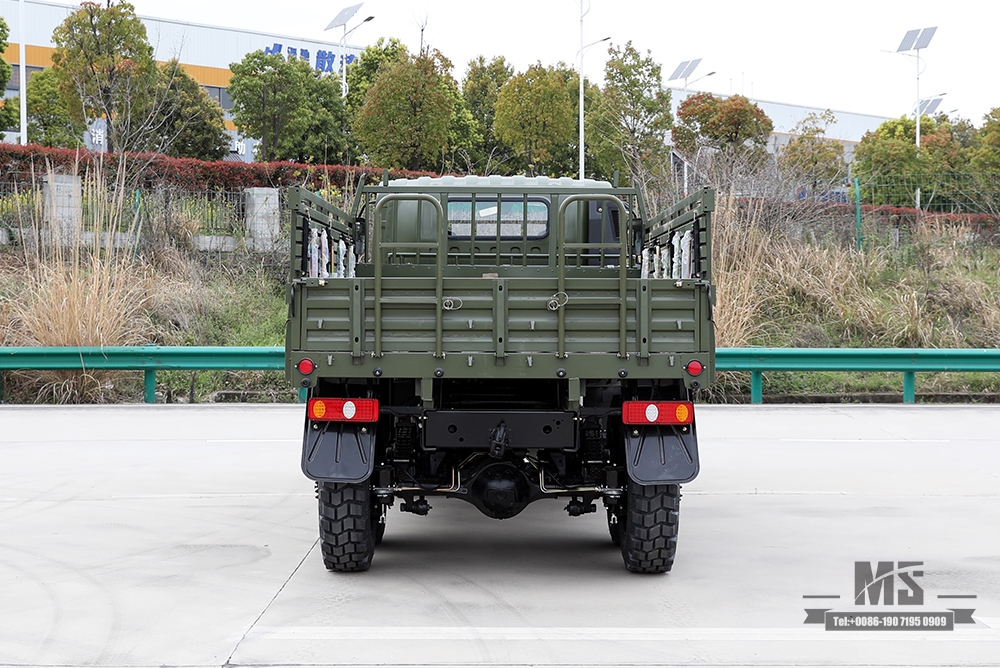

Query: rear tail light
[297,358,316,375]
[622,401,694,425]
[685,359,704,376]
[308,398,379,422]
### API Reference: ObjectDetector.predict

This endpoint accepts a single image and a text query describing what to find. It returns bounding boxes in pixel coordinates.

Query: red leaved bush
[0,143,436,190]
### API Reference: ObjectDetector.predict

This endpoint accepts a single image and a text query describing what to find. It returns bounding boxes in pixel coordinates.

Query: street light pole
[915,48,921,151]
[577,2,609,181]
[338,16,373,98]
[18,0,27,145]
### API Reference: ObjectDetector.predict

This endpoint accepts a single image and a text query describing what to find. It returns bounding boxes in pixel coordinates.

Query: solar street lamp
[326,4,374,98]
[896,27,937,150]
[668,59,709,93]
[917,93,946,117]
[896,27,937,210]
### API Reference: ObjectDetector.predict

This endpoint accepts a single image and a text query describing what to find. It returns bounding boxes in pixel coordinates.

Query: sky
[123,0,995,126]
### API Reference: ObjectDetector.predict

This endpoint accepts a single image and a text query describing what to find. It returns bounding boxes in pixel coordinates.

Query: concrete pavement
[1,404,998,666]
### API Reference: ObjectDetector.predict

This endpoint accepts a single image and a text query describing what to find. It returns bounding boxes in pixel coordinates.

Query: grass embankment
[1,183,998,403]
[709,193,1000,401]
[0,169,290,403]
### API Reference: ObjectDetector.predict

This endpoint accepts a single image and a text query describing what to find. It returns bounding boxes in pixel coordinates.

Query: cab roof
[387,175,616,189]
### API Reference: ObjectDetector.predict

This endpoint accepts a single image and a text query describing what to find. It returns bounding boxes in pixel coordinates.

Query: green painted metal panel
[295,273,707,364]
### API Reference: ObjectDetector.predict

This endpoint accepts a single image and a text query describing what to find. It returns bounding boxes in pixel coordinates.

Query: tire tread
[620,482,681,574]
[318,482,375,572]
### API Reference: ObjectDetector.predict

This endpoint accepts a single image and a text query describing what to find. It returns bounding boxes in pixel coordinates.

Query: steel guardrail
[0,346,284,404]
[716,347,1000,403]
[1,346,998,404]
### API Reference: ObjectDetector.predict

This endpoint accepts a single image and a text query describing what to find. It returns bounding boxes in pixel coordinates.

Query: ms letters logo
[803,561,977,631]
[854,561,924,606]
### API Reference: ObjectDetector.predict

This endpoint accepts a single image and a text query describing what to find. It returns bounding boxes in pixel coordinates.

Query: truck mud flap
[301,421,376,483]
[623,423,700,485]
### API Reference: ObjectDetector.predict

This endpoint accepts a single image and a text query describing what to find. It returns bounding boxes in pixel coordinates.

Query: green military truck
[285,174,715,574]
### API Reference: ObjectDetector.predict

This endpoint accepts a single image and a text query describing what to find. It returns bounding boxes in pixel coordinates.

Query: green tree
[971,108,1000,173]
[229,51,312,162]
[673,93,773,154]
[852,115,968,208]
[0,16,15,131]
[852,115,964,179]
[276,66,349,164]
[461,55,513,173]
[156,60,228,161]
[494,63,575,175]
[778,110,846,193]
[345,37,409,117]
[5,68,86,147]
[429,50,476,174]
[50,1,161,153]
[353,54,452,170]
[591,41,673,186]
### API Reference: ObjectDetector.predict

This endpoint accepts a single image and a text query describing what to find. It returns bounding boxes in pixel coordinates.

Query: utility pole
[19,0,27,144]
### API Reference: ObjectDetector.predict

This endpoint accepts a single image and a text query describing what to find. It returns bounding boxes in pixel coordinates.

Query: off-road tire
[318,481,375,572]
[619,481,681,574]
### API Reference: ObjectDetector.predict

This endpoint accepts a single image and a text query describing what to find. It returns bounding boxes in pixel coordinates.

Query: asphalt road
[1,403,998,667]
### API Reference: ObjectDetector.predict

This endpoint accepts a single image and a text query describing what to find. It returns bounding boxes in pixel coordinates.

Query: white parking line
[207,439,300,443]
[246,626,1000,642]
[779,439,951,443]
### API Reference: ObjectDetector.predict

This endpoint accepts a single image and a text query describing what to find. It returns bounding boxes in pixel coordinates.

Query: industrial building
[1,0,363,160]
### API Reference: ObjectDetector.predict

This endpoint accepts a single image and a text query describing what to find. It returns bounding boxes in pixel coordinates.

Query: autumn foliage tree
[673,93,773,154]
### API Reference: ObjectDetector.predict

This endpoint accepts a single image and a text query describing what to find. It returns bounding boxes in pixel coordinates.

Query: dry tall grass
[710,197,1000,354]
[4,162,157,402]
[711,193,777,348]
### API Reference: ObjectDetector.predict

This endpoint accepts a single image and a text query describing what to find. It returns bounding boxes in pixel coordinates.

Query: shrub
[0,143,436,192]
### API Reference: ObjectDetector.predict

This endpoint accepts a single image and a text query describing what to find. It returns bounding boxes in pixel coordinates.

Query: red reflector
[622,401,694,425]
[297,358,315,375]
[685,360,704,376]
[308,398,379,422]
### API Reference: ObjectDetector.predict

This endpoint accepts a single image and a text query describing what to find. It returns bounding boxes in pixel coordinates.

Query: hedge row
[0,143,436,191]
